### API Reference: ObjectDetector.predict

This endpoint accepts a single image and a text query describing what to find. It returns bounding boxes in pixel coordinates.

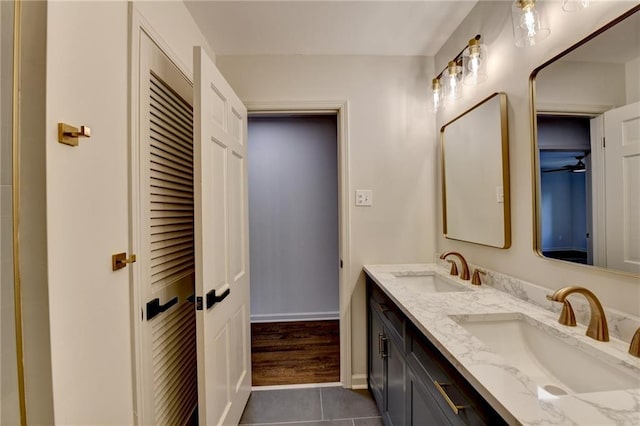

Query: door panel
[194,46,251,425]
[136,33,197,425]
[604,101,640,274]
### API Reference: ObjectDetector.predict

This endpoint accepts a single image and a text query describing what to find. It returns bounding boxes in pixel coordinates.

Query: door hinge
[340,259,343,268]
[196,296,203,311]
[602,137,606,148]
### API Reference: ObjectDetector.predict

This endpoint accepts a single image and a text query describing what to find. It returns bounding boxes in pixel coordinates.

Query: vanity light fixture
[430,34,486,113]
[562,0,592,12]
[443,61,463,102]
[431,78,443,113]
[462,37,488,86]
[511,0,550,47]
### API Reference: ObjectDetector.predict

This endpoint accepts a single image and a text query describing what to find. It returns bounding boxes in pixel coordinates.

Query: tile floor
[239,386,383,425]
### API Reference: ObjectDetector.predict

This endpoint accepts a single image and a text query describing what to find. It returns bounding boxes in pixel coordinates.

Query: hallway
[239,386,382,425]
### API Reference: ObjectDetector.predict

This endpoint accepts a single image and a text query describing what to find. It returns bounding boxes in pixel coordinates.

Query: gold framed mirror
[441,92,510,248]
[530,4,640,276]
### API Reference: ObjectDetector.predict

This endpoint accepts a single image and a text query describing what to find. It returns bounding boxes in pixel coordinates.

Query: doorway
[537,115,592,264]
[247,114,341,386]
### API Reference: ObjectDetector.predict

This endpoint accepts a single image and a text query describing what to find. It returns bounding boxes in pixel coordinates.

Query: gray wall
[248,116,339,322]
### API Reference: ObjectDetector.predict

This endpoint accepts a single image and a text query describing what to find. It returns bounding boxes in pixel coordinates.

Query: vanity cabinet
[368,286,406,425]
[366,276,507,426]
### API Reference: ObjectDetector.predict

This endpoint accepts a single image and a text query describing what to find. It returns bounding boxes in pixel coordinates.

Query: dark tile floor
[240,386,383,425]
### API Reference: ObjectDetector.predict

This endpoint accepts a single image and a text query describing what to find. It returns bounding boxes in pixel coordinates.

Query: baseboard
[351,374,368,390]
[251,311,339,323]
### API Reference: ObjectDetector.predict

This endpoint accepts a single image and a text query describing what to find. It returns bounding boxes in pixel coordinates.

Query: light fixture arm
[434,34,481,81]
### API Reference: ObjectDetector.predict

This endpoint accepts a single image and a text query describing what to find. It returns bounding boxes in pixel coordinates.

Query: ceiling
[184,1,478,56]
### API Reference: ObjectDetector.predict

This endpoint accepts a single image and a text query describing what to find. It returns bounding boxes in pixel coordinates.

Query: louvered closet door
[194,46,251,425]
[138,33,197,425]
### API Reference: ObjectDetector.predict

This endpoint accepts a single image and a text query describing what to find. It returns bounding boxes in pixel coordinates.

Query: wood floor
[251,320,340,386]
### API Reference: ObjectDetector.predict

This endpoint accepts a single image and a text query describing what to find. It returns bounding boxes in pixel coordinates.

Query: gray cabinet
[368,291,406,426]
[367,276,507,426]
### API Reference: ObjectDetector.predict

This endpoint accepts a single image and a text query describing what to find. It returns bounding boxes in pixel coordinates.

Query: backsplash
[436,256,640,343]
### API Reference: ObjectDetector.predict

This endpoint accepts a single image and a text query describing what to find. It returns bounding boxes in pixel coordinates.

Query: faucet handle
[547,295,577,327]
[446,260,459,276]
[630,328,640,358]
[471,269,486,285]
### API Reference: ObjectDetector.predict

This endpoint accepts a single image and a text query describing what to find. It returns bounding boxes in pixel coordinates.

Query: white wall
[0,1,19,423]
[435,1,640,319]
[626,56,640,103]
[216,54,435,384]
[536,60,626,110]
[248,116,339,322]
[43,1,212,423]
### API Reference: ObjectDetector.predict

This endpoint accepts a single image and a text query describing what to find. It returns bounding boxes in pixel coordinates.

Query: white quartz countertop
[363,264,640,426]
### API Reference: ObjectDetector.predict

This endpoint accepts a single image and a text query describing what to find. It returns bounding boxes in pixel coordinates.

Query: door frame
[245,100,352,388]
[128,6,194,424]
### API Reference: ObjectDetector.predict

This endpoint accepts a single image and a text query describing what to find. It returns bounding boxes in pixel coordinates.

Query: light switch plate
[355,189,373,206]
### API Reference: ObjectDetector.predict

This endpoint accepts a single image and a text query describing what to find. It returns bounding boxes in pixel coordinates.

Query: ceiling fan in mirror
[542,155,586,173]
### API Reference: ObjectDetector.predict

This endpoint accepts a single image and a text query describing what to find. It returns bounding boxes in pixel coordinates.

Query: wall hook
[58,122,91,146]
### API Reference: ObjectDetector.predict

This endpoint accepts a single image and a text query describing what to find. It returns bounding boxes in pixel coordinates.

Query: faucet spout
[547,286,609,342]
[439,252,470,280]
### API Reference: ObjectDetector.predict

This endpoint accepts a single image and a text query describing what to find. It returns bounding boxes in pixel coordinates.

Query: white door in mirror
[604,101,640,274]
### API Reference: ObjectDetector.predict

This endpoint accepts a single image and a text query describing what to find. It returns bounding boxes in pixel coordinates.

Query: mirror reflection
[532,5,640,275]
[441,92,510,248]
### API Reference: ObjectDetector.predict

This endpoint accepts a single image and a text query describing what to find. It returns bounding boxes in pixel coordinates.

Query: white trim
[251,312,339,323]
[350,374,368,390]
[536,102,613,116]
[245,100,352,389]
[251,382,342,391]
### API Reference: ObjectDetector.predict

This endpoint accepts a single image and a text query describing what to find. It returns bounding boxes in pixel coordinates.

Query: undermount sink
[390,272,471,293]
[452,313,640,395]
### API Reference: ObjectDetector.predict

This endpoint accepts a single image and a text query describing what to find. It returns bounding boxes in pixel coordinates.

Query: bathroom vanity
[364,264,640,425]
[367,275,506,425]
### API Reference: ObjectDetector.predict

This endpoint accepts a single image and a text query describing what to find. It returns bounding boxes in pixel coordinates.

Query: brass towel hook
[58,122,91,146]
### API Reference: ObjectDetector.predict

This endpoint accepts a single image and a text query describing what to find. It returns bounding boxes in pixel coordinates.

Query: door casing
[247,101,352,388]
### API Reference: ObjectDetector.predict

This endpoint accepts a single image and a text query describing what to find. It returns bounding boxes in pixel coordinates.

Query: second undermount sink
[390,272,471,293]
[452,313,640,395]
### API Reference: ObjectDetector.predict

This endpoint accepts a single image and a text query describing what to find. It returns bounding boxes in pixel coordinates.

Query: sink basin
[453,313,640,395]
[390,272,471,293]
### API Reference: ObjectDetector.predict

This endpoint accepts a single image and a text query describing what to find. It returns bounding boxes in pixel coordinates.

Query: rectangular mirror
[531,5,640,276]
[441,92,510,248]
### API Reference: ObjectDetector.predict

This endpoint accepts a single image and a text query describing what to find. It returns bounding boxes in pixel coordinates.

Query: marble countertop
[363,263,640,426]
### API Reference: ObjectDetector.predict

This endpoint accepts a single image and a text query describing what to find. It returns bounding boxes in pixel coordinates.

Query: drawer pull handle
[378,333,389,358]
[434,381,466,415]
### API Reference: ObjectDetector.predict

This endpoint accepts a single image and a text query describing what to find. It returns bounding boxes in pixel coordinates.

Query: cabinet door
[385,333,406,426]
[368,303,385,412]
[407,368,452,426]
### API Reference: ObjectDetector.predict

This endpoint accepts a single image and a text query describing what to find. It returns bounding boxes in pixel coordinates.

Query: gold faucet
[439,252,470,280]
[629,328,640,357]
[546,286,609,342]
[471,269,486,285]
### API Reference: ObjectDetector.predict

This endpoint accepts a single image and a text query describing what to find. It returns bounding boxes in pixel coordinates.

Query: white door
[193,46,251,425]
[135,33,198,425]
[604,101,640,274]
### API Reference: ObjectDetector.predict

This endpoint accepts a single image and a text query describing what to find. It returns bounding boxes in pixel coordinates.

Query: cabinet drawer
[369,278,405,345]
[408,325,507,425]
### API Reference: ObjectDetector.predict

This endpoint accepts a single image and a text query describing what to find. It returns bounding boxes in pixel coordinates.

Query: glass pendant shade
[443,61,463,102]
[511,0,550,47]
[462,38,488,86]
[562,0,592,12]
[431,78,442,113]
